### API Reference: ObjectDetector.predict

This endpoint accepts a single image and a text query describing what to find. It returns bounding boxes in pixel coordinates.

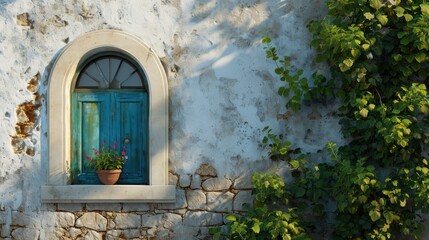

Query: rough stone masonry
[0,0,347,239]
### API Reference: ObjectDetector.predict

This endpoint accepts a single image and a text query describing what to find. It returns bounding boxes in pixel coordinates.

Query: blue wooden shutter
[72,92,148,184]
[72,92,109,184]
[114,92,148,184]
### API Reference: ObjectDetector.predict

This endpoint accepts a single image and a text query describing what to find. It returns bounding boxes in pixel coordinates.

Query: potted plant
[86,141,127,185]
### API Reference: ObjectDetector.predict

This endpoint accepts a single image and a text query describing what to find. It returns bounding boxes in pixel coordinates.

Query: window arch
[42,30,174,202]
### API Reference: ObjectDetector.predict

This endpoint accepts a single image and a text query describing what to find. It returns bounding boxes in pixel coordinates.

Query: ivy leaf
[404,14,413,22]
[226,215,236,221]
[394,6,405,17]
[377,14,388,25]
[289,159,300,169]
[360,108,369,118]
[370,0,382,10]
[343,58,354,67]
[369,210,381,222]
[252,222,261,234]
[421,4,429,15]
[415,52,426,63]
[364,12,375,20]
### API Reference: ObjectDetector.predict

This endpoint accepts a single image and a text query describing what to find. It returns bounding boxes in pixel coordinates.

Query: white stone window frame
[41,30,175,203]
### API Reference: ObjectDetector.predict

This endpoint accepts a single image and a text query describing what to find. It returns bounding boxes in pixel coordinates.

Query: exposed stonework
[195,163,218,178]
[233,190,254,211]
[11,73,41,155]
[202,177,232,191]
[186,190,206,210]
[16,13,32,27]
[207,192,234,212]
[75,213,107,231]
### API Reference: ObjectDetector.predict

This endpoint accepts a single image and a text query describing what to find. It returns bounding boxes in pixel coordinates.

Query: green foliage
[219,0,429,239]
[262,37,311,112]
[86,141,127,170]
[210,173,310,240]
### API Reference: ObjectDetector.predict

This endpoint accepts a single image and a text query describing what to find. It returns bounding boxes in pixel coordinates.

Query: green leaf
[415,52,426,63]
[370,0,382,10]
[383,211,400,224]
[252,222,261,233]
[369,210,381,222]
[364,12,375,20]
[289,159,299,168]
[377,14,388,25]
[421,4,429,15]
[394,6,405,17]
[226,215,236,221]
[360,108,369,118]
[262,37,271,44]
[404,14,413,22]
[343,58,354,67]
[362,44,370,50]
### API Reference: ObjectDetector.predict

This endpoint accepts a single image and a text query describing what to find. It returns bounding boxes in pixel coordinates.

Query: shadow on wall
[168,0,327,179]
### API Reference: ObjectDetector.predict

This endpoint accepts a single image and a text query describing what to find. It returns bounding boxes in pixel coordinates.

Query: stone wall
[1,164,254,239]
[0,0,340,239]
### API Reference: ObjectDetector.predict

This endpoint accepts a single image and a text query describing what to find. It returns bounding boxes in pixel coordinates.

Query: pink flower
[101,141,105,145]
[86,155,90,159]
[95,151,99,155]
[121,151,126,156]
[91,148,95,151]
[123,146,127,151]
[111,144,116,149]
[115,141,118,145]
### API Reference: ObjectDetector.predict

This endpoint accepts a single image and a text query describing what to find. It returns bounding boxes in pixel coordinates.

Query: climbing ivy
[215,0,429,239]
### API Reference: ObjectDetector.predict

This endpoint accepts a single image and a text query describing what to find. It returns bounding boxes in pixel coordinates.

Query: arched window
[42,30,174,202]
[72,53,149,184]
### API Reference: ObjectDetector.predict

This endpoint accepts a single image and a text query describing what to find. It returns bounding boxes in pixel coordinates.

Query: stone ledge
[41,185,176,203]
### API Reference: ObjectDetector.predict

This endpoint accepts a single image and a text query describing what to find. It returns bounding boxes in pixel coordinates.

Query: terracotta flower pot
[96,170,122,185]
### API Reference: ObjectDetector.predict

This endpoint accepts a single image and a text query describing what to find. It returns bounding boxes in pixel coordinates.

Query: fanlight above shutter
[76,55,146,89]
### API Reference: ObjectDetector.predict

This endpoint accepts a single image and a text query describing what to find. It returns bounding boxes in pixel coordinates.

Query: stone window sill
[41,185,176,203]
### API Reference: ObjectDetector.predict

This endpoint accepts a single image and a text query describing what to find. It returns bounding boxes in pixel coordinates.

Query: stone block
[55,212,75,228]
[75,212,107,231]
[158,189,187,209]
[84,230,102,240]
[123,229,140,238]
[69,228,82,239]
[183,211,223,226]
[207,192,234,212]
[11,228,40,240]
[195,163,217,177]
[233,174,253,189]
[12,212,41,228]
[186,190,206,210]
[114,213,141,229]
[233,190,253,211]
[163,213,182,229]
[202,178,232,191]
[106,230,120,240]
[191,174,202,189]
[141,213,163,228]
[180,174,191,188]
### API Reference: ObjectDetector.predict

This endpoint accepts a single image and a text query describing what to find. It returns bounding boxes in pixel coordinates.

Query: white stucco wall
[0,0,343,239]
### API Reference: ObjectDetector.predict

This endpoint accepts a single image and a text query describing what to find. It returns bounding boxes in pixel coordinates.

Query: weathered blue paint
[72,91,148,184]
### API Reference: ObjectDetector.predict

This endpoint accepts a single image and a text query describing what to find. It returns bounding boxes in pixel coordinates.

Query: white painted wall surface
[0,0,346,239]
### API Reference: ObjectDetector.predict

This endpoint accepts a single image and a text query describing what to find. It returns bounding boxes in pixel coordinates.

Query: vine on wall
[213,0,429,239]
